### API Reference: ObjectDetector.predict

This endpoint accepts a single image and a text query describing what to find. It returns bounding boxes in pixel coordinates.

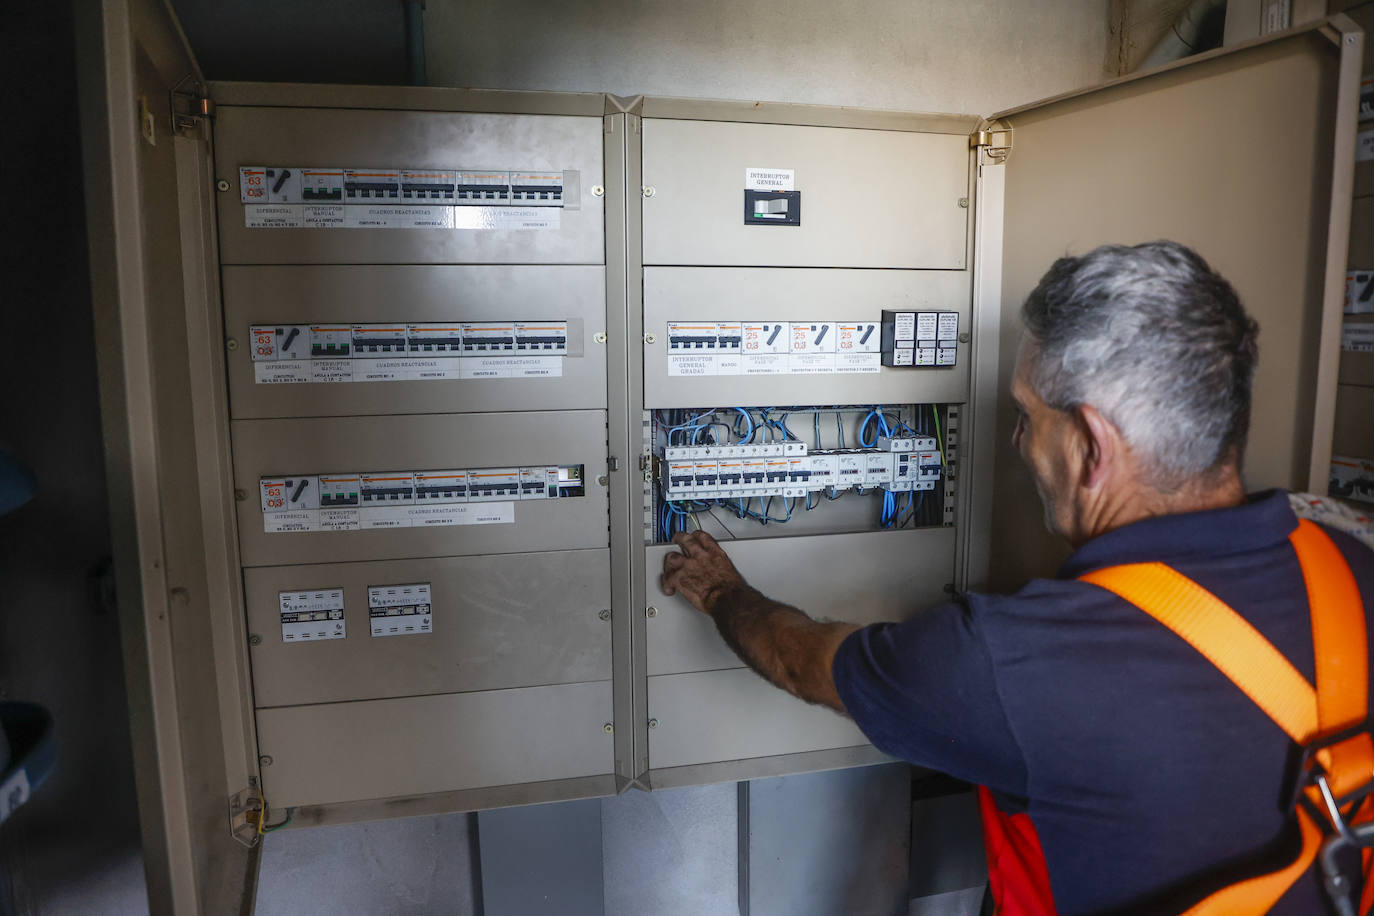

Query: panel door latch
[170,74,214,137]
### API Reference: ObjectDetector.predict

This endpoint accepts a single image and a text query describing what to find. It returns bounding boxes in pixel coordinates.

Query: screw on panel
[959,332,970,343]
[648,718,659,729]
[644,333,657,344]
[958,197,969,208]
[226,338,239,351]
[642,186,656,198]
[259,755,273,766]
[596,474,609,487]
[234,489,247,501]
[598,609,611,621]
[646,606,658,618]
[249,634,262,646]
[592,185,605,197]
[603,723,614,734]
[216,179,231,192]
[594,331,607,344]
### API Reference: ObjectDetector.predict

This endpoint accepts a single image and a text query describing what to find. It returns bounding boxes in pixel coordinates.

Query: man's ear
[1076,404,1119,490]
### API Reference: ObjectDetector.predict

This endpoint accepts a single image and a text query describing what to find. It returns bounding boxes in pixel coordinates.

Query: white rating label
[278,589,346,642]
[368,583,433,637]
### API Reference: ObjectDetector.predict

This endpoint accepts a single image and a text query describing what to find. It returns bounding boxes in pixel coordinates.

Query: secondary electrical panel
[214,96,618,814]
[635,107,974,782]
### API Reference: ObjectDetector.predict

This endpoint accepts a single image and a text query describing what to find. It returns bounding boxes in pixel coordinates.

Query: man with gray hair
[660,241,1374,914]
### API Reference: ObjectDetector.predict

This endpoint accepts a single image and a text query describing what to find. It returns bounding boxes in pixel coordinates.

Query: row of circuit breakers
[666,311,962,369]
[239,167,570,205]
[660,437,943,501]
[251,321,569,360]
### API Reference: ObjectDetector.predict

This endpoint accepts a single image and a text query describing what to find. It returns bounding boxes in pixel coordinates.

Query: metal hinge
[970,126,1012,163]
[170,74,214,137]
[228,786,264,848]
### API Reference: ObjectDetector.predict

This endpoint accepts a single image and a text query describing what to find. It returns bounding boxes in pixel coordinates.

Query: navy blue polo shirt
[833,490,1374,915]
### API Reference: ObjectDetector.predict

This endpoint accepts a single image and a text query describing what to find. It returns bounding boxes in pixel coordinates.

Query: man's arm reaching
[659,530,858,712]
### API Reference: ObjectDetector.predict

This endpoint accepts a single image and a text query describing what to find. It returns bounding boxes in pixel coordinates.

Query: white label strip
[745,168,796,191]
[368,583,433,637]
[1343,322,1374,353]
[278,588,346,642]
[242,204,560,230]
[262,502,514,534]
[253,356,562,385]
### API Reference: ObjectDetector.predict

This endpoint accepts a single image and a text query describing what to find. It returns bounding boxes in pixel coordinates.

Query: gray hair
[1020,241,1258,486]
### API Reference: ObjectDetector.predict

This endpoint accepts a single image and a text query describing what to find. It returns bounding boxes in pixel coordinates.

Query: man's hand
[660,530,747,615]
[658,529,856,713]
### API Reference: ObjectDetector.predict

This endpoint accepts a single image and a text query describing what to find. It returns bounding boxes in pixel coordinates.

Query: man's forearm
[708,583,857,712]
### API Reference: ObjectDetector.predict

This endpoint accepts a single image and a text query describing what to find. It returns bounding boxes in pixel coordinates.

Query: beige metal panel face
[645,529,955,676]
[990,32,1347,591]
[257,681,614,807]
[642,268,972,408]
[214,106,604,265]
[647,669,868,769]
[232,410,609,567]
[1333,384,1374,457]
[641,119,968,268]
[223,265,605,418]
[245,549,611,707]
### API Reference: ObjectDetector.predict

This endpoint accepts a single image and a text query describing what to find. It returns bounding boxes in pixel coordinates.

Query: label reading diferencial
[279,588,346,642]
[368,583,433,637]
[244,205,303,228]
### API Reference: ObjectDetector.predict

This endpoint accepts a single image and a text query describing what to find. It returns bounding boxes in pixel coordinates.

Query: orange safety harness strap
[1078,520,1370,915]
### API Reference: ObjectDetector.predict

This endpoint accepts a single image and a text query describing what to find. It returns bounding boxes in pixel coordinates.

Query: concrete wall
[425,0,1112,115]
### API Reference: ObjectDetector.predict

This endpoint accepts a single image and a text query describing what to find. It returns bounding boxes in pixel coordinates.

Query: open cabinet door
[981,18,1361,592]
[75,1,259,913]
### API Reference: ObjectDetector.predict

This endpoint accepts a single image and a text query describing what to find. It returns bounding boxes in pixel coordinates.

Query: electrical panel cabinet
[86,5,1359,902]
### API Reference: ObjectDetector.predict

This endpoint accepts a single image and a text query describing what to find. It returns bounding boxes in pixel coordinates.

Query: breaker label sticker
[668,321,884,376]
[368,583,433,637]
[278,588,346,642]
[1347,271,1374,314]
[1343,322,1374,353]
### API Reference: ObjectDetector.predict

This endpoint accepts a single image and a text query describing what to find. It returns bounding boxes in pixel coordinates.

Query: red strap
[978,786,1057,916]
